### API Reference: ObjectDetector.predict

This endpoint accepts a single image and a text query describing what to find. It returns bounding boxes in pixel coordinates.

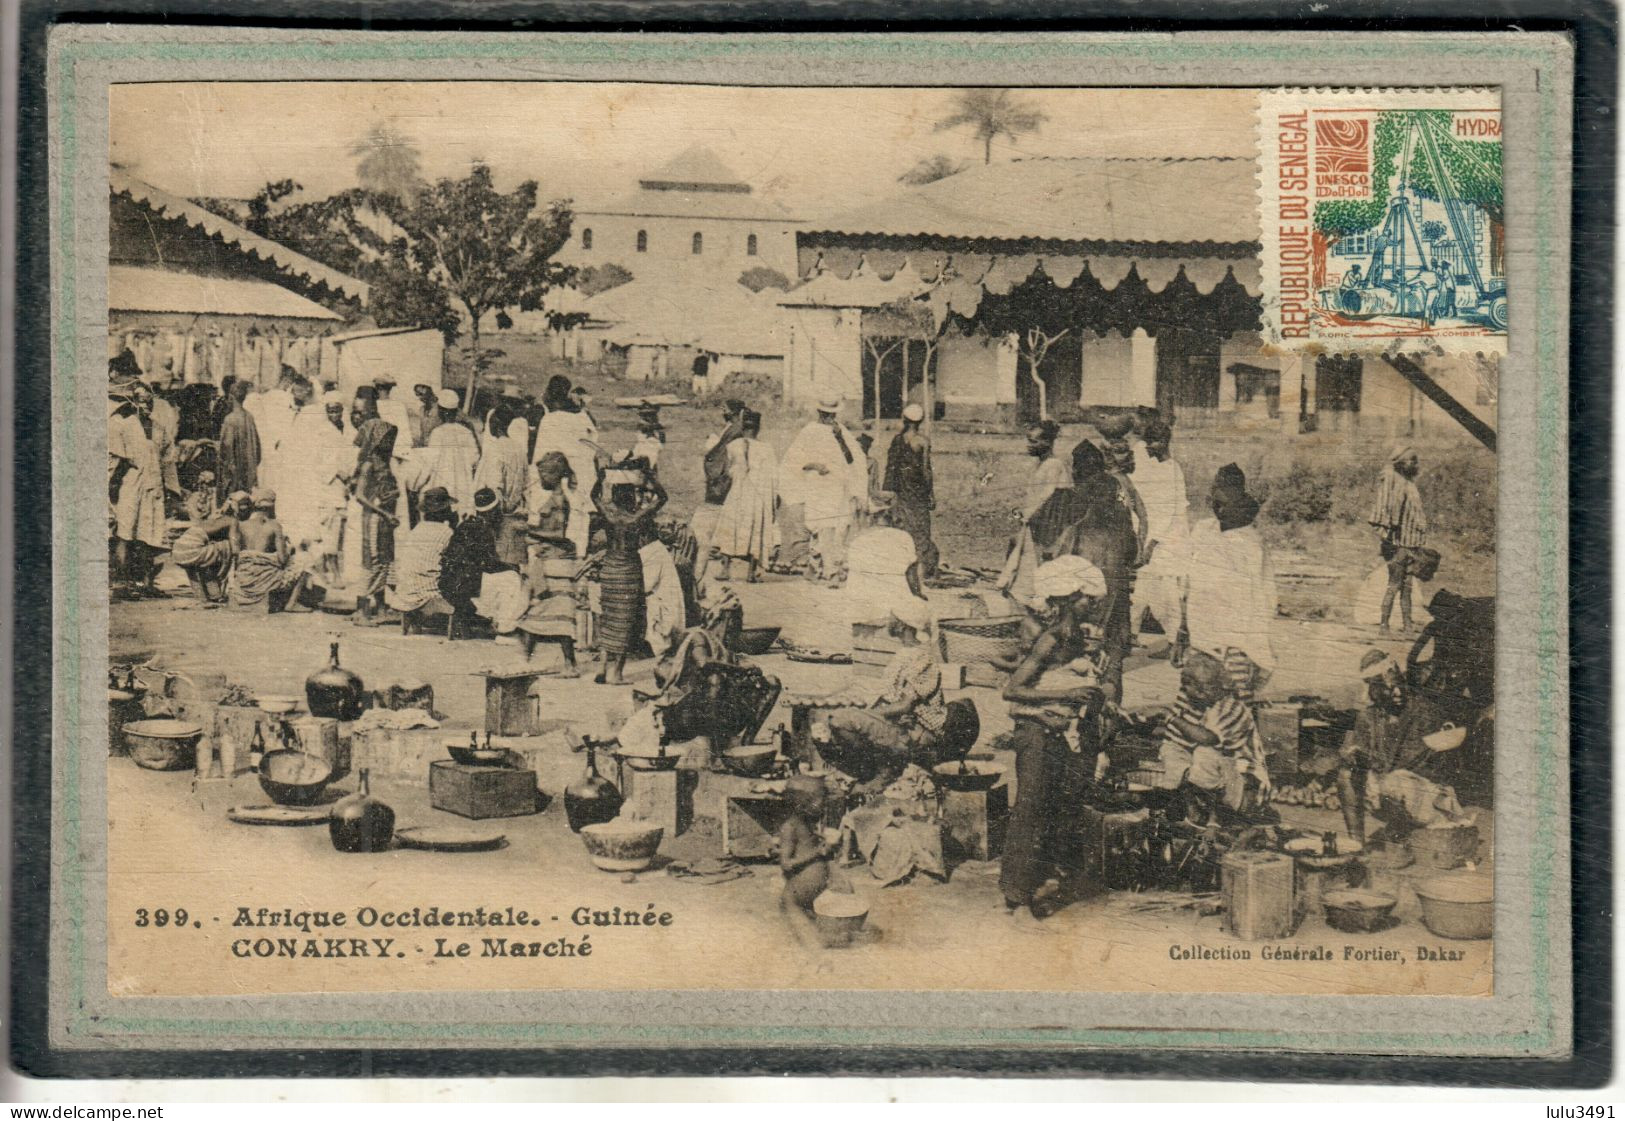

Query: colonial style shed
[108,169,369,387]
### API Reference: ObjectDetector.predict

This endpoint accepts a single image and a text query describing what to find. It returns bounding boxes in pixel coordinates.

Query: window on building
[636,230,647,253]
[746,234,758,257]
[581,228,593,250]
[1336,231,1370,257]
[692,232,703,255]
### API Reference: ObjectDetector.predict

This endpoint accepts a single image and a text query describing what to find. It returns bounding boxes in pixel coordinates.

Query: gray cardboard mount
[46,27,1571,1058]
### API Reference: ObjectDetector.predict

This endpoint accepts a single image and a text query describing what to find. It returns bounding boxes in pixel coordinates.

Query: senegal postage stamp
[26,27,1573,1069]
[1259,88,1508,352]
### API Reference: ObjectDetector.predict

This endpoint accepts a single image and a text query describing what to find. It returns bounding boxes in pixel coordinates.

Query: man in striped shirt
[1155,649,1270,818]
[1370,446,1428,633]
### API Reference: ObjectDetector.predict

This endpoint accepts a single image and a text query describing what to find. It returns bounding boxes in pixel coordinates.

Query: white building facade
[561,147,802,289]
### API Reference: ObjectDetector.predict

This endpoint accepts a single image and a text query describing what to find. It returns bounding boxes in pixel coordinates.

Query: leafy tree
[738,266,792,293]
[367,258,460,343]
[577,263,634,296]
[394,163,576,409]
[199,167,575,363]
[1314,110,1502,241]
[1421,219,1449,244]
[899,154,966,185]
[350,122,423,202]
[934,89,1048,165]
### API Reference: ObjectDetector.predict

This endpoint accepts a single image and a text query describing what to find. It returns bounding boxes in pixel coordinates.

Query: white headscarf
[1033,556,1107,601]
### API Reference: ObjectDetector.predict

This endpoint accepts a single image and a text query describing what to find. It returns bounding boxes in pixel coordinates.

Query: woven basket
[936,614,1025,665]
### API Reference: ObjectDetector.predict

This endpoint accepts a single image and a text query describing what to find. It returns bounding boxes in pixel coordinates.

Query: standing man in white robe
[1181,463,1277,701]
[779,395,868,584]
[1129,416,1190,640]
[248,366,297,497]
[423,387,480,513]
[276,376,351,561]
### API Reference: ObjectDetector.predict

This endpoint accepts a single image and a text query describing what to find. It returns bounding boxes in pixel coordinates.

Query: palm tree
[934,89,1049,165]
[350,122,423,202]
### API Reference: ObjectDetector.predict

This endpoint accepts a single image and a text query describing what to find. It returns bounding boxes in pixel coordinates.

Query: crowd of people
[111,349,1479,927]
[106,354,946,687]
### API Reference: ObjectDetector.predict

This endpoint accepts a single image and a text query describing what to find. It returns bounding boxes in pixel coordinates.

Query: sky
[110,83,1259,219]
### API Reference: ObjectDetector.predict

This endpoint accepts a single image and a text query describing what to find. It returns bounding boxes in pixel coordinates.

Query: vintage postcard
[29,28,1573,1066]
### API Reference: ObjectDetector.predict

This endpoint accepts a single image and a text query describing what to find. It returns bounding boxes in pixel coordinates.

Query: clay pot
[564,742,622,833]
[306,641,365,721]
[123,719,203,771]
[580,821,662,872]
[328,769,395,853]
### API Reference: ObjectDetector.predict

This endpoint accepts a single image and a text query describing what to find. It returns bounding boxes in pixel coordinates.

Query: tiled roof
[806,157,1260,247]
[111,169,371,302]
[108,264,344,320]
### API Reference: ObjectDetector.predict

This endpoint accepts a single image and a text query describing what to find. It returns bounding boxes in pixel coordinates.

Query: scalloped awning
[111,169,370,304]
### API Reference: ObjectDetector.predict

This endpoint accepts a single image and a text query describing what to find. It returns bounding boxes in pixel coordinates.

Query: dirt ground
[106,574,1492,1000]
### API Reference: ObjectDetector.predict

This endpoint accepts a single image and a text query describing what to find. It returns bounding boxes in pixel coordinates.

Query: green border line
[52,32,1566,1053]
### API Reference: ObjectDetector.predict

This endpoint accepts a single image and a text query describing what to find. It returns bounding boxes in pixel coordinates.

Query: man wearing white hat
[779,394,868,583]
[415,387,480,512]
[1000,556,1111,917]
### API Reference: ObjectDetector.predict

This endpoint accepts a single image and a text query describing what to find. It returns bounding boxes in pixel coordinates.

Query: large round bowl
[1415,875,1493,940]
[580,821,664,872]
[256,695,303,716]
[123,719,203,772]
[728,626,782,657]
[1321,889,1398,934]
[812,891,870,947]
[722,743,778,777]
[615,749,681,773]
[930,761,1004,793]
[446,740,510,767]
[257,750,334,807]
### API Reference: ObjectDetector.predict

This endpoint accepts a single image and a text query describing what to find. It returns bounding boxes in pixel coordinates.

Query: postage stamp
[1259,89,1508,353]
[27,27,1573,1067]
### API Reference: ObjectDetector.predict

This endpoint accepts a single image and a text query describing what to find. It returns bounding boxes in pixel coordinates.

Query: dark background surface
[8,0,1615,1085]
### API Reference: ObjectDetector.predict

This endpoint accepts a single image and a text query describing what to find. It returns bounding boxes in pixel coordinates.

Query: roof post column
[1130,329,1157,407]
[1279,352,1304,434]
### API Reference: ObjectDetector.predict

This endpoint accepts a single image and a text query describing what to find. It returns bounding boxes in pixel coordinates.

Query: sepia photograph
[23,25,1578,1066]
[100,79,1501,997]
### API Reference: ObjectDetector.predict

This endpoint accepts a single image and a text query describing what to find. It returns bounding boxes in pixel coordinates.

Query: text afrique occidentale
[225,904,675,961]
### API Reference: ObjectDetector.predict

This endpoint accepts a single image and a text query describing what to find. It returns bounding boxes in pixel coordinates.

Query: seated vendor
[170,497,237,603]
[802,597,945,799]
[227,488,311,612]
[1337,647,1467,844]
[386,485,455,626]
[439,486,525,640]
[1152,649,1271,821]
[845,501,933,646]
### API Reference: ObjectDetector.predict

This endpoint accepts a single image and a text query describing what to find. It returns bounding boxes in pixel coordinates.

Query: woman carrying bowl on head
[589,463,666,686]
